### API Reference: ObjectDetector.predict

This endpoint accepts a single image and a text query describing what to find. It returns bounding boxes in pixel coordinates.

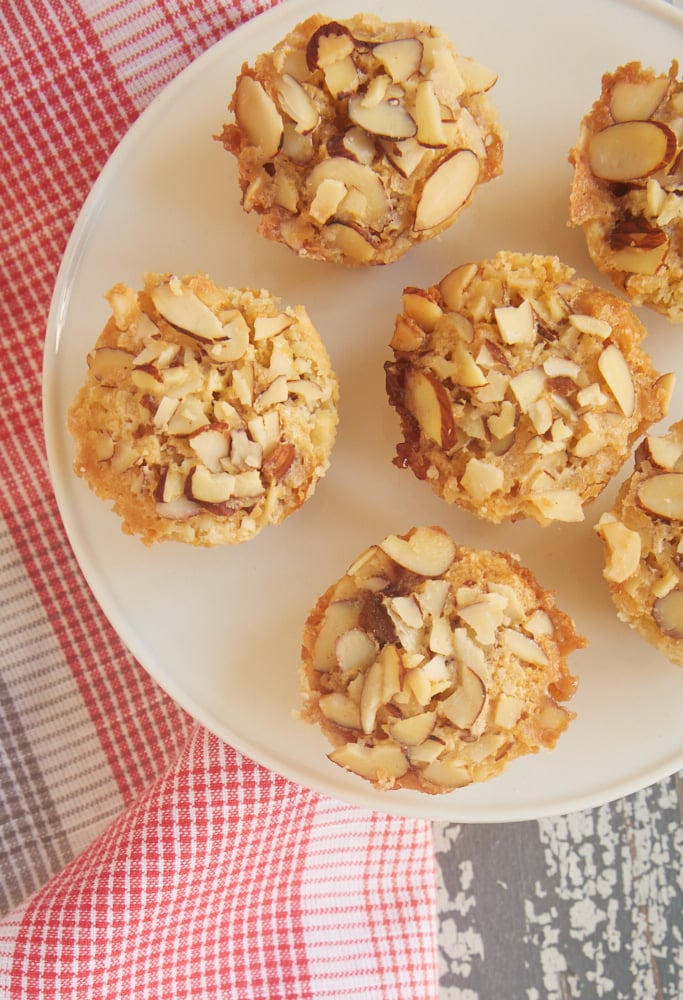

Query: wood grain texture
[434,772,683,999]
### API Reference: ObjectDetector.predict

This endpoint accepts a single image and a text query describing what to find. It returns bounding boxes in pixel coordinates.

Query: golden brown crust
[595,419,683,666]
[385,251,672,525]
[569,60,683,322]
[219,13,504,266]
[68,273,339,545]
[299,526,584,793]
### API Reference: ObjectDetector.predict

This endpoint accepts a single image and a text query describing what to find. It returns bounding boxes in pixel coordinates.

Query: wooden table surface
[434,771,683,999]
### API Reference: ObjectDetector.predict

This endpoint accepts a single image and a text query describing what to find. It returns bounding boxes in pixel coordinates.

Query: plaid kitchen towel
[0,1,440,996]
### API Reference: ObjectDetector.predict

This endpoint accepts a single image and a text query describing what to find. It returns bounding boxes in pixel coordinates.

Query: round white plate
[44,0,683,821]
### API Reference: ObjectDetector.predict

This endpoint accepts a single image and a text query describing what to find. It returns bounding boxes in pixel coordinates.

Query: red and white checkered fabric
[0,1,439,996]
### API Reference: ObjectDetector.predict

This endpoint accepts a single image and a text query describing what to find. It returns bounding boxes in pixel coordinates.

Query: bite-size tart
[569,60,683,322]
[385,251,673,526]
[219,13,504,266]
[595,418,683,666]
[68,273,339,546]
[300,526,585,793]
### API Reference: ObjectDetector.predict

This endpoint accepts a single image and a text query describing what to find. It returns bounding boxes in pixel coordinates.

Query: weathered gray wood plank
[435,772,683,999]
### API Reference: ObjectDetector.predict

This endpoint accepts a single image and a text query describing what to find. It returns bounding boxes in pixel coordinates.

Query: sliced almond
[281,123,314,164]
[380,644,402,702]
[493,693,525,729]
[390,314,427,352]
[494,299,536,345]
[358,657,381,735]
[309,176,347,224]
[653,589,683,639]
[187,465,236,504]
[253,312,293,342]
[166,397,210,436]
[189,426,230,472]
[402,288,444,332]
[537,700,571,741]
[404,368,456,448]
[328,741,409,783]
[380,526,456,579]
[328,126,376,164]
[348,94,417,140]
[305,20,355,70]
[274,74,319,133]
[528,488,584,523]
[487,400,518,440]
[158,465,186,503]
[151,283,224,341]
[526,610,553,638]
[569,314,612,340]
[373,38,423,83]
[322,222,377,263]
[88,347,134,384]
[209,316,251,362]
[642,434,683,471]
[414,149,480,232]
[420,755,471,789]
[318,693,362,730]
[609,75,669,123]
[417,579,451,620]
[380,136,426,178]
[261,442,295,482]
[313,600,362,671]
[234,75,283,158]
[414,79,448,148]
[438,262,478,310]
[500,628,549,666]
[455,56,498,94]
[636,472,683,521]
[509,367,545,412]
[597,344,635,417]
[588,121,676,181]
[388,595,424,630]
[387,711,436,746]
[229,428,262,471]
[456,591,507,645]
[447,345,483,389]
[460,458,504,504]
[323,56,359,98]
[307,158,389,229]
[254,374,289,412]
[336,628,379,673]
[106,284,139,330]
[440,666,487,729]
[595,515,641,583]
[425,37,465,106]
[610,233,669,275]
[609,217,669,275]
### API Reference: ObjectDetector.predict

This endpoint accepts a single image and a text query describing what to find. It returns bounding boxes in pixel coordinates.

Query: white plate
[44,0,683,821]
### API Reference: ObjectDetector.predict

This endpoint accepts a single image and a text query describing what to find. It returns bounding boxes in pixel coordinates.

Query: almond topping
[636,472,683,521]
[609,76,669,123]
[234,75,283,158]
[328,742,409,784]
[348,94,417,140]
[588,120,676,181]
[379,526,456,578]
[274,73,319,133]
[440,666,487,729]
[653,589,683,639]
[597,344,635,417]
[414,149,480,232]
[595,515,641,583]
[404,368,456,448]
[373,38,423,83]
